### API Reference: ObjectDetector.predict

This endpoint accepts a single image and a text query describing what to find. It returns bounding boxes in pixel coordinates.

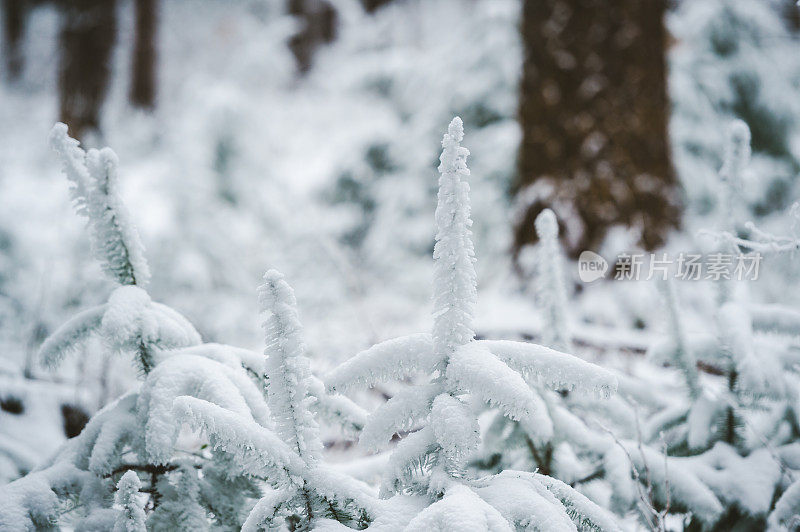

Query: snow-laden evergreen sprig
[534,208,571,352]
[172,270,378,530]
[432,116,477,365]
[642,123,800,528]
[702,120,800,257]
[657,279,700,399]
[2,127,374,531]
[328,118,620,531]
[258,269,323,465]
[717,119,751,233]
[43,124,200,374]
[49,122,150,287]
[0,345,283,529]
[114,470,147,532]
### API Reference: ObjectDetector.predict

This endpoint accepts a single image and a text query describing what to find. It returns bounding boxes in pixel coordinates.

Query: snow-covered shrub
[647,121,800,529]
[327,118,623,531]
[0,126,367,531]
[186,269,378,531]
[41,123,201,375]
[480,210,725,529]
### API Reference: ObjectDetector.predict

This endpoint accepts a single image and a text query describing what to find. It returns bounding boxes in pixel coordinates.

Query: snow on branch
[138,354,270,464]
[446,342,539,421]
[113,470,147,532]
[325,333,438,394]
[404,484,512,532]
[0,461,89,530]
[534,208,571,351]
[717,119,751,231]
[359,384,439,451]
[479,340,617,397]
[381,426,439,497]
[259,269,322,465]
[433,116,477,360]
[241,487,297,532]
[173,396,303,483]
[531,472,623,532]
[473,473,579,531]
[49,122,150,286]
[38,304,105,368]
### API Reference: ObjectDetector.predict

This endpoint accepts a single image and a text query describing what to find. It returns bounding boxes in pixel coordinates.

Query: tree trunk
[130,0,156,109]
[3,0,25,80]
[287,0,337,74]
[784,0,800,33]
[58,0,117,140]
[513,0,680,259]
[361,0,393,14]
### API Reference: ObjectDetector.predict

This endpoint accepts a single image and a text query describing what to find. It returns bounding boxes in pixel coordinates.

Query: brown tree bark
[3,0,25,80]
[287,0,337,74]
[57,0,117,139]
[513,0,680,259]
[130,0,156,109]
[361,0,393,14]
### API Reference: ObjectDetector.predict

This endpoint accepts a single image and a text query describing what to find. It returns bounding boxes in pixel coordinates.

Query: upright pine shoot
[718,119,751,234]
[328,118,619,531]
[113,471,147,532]
[258,269,323,464]
[534,208,571,351]
[49,122,150,286]
[433,116,477,362]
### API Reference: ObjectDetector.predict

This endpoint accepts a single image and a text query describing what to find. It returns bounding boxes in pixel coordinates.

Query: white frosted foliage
[259,269,322,464]
[49,123,150,286]
[433,116,477,360]
[114,471,146,532]
[327,118,619,530]
[534,208,571,351]
[430,393,479,471]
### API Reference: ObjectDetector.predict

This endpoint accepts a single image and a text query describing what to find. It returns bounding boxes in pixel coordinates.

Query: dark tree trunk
[58,0,117,140]
[784,0,800,33]
[287,0,337,74]
[130,0,156,109]
[361,0,393,14]
[513,0,680,258]
[3,0,25,80]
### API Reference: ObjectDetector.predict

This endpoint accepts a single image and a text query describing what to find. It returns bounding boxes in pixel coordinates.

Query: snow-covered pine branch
[432,116,477,364]
[258,269,322,465]
[534,208,571,351]
[700,121,800,257]
[43,124,200,374]
[326,333,437,394]
[174,270,378,530]
[717,119,751,233]
[114,470,147,532]
[328,117,619,531]
[3,126,295,531]
[49,122,150,287]
[656,279,700,399]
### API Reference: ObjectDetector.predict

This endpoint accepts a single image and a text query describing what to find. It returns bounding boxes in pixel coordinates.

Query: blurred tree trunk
[58,0,117,139]
[3,0,25,80]
[130,0,156,109]
[287,0,337,74]
[513,0,680,258]
[784,0,800,32]
[361,0,392,14]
